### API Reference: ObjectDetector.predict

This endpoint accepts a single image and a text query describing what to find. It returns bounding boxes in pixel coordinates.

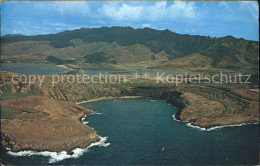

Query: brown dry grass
[1,96,99,152]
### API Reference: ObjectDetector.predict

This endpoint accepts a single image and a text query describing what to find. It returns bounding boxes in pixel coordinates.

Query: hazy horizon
[1,1,259,41]
[2,25,258,42]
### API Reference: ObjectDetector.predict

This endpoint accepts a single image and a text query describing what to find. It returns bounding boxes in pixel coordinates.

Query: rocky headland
[1,95,100,152]
[1,70,259,153]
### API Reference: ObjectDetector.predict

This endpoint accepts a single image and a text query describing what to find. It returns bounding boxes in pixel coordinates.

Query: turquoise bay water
[1,63,68,74]
[1,98,259,165]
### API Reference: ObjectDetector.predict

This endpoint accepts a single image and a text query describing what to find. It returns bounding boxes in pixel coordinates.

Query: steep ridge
[1,71,259,129]
[1,27,258,69]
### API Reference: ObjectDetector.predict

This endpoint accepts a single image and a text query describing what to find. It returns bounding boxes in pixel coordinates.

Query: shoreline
[78,96,259,131]
[5,105,109,163]
[172,114,259,131]
[1,96,102,156]
[6,135,110,163]
[4,104,108,164]
[76,96,142,104]
[56,64,69,69]
[3,96,258,163]
[186,122,259,131]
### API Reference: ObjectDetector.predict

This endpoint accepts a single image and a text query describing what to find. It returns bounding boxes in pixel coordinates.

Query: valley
[1,27,258,71]
[1,27,259,164]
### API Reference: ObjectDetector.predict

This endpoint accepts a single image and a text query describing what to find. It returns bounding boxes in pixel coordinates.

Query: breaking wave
[83,121,89,124]
[81,112,102,124]
[172,114,258,131]
[186,122,258,131]
[172,114,189,122]
[6,136,110,163]
[7,112,108,163]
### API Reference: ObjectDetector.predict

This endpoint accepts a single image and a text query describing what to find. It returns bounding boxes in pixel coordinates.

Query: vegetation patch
[1,106,49,119]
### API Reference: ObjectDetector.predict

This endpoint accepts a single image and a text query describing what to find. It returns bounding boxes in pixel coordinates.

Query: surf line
[6,135,110,163]
[7,113,107,163]
[172,114,258,131]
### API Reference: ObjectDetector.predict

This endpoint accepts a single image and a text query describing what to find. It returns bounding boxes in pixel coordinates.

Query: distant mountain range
[1,26,259,70]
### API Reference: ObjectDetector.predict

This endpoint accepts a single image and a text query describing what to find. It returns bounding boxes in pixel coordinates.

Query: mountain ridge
[1,26,259,70]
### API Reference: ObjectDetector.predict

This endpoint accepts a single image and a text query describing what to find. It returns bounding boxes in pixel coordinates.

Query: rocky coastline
[1,96,100,153]
[1,70,259,154]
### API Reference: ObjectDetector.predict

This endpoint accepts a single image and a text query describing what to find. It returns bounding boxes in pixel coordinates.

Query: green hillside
[1,26,259,70]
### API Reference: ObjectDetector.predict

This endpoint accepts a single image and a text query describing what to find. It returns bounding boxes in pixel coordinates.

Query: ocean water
[1,98,259,165]
[1,63,68,74]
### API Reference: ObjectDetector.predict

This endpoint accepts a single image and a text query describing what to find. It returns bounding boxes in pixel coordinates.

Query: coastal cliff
[1,70,259,153]
[1,96,100,152]
[124,86,259,128]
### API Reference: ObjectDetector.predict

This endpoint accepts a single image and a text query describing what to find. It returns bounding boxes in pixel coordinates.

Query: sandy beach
[56,64,69,69]
[76,96,141,104]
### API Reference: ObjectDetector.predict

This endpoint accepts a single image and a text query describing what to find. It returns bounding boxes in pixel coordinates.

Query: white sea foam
[186,122,259,131]
[81,112,102,124]
[81,115,87,121]
[8,110,108,162]
[172,114,258,131]
[83,121,89,124]
[6,136,110,163]
[172,114,189,123]
[186,123,207,131]
[172,114,181,122]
